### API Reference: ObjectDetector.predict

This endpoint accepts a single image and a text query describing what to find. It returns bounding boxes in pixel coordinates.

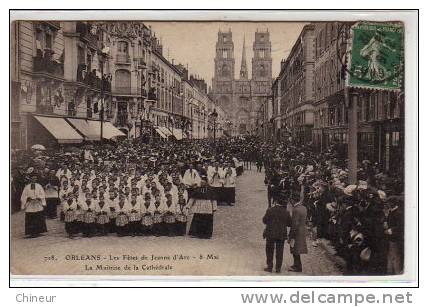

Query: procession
[12,138,246,240]
[10,20,407,277]
[11,134,404,276]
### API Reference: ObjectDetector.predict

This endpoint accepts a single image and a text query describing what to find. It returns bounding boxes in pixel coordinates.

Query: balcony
[147,87,158,101]
[36,104,54,115]
[134,57,147,69]
[76,22,99,50]
[44,21,61,30]
[112,86,140,96]
[33,50,64,78]
[76,65,111,92]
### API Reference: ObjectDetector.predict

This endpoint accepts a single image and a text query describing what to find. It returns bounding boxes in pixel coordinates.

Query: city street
[11,168,342,276]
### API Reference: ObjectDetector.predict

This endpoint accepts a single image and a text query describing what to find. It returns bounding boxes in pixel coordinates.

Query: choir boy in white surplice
[115,194,131,236]
[59,180,71,221]
[56,164,72,181]
[80,192,98,237]
[207,161,223,206]
[163,193,177,236]
[95,194,111,236]
[63,193,78,238]
[221,163,237,206]
[128,193,142,236]
[140,192,154,235]
[182,164,201,200]
[152,193,167,236]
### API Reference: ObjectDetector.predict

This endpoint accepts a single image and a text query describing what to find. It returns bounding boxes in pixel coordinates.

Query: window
[117,41,129,62]
[222,50,228,59]
[383,92,390,119]
[364,98,370,121]
[221,64,230,78]
[392,132,400,146]
[115,69,131,92]
[369,95,376,121]
[357,100,362,122]
[337,104,342,125]
[259,64,267,77]
[45,32,52,49]
[77,46,85,64]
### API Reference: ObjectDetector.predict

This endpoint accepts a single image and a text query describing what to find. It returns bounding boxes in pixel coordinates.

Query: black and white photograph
[9,11,416,280]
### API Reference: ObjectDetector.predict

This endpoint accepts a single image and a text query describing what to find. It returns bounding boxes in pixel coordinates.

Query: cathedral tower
[252,30,272,81]
[213,30,234,81]
[212,29,273,136]
[212,30,235,123]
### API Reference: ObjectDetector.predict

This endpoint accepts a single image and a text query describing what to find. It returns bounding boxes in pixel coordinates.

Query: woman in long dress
[20,172,47,238]
[188,180,217,239]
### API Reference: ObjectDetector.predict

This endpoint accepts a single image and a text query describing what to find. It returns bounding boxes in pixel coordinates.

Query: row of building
[257,22,404,173]
[11,21,226,149]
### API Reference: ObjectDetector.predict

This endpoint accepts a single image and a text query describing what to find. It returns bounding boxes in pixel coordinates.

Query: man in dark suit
[262,196,291,273]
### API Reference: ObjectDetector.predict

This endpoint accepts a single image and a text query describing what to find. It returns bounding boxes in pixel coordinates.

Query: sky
[146,22,307,87]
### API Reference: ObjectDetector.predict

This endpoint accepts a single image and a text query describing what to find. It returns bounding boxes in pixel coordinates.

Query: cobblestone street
[11,169,342,276]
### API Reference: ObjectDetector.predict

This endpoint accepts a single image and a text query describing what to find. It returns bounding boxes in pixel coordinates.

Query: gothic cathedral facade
[211,29,272,136]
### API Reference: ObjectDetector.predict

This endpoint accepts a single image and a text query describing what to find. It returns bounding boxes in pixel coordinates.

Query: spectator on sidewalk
[262,196,291,273]
[288,194,308,273]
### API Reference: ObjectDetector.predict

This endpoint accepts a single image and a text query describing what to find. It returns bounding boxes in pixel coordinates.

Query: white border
[9,9,418,287]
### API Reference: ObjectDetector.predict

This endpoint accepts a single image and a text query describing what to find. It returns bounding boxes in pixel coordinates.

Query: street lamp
[99,46,110,143]
[186,101,193,140]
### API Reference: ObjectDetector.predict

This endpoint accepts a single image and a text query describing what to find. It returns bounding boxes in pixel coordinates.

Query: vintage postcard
[9,10,417,280]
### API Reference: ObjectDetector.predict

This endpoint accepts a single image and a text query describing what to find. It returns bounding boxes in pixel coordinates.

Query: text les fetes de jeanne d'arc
[61,253,220,271]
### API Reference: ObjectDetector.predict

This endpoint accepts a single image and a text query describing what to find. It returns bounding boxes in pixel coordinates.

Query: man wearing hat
[385,196,404,274]
[20,168,47,238]
[262,196,291,273]
[288,193,308,272]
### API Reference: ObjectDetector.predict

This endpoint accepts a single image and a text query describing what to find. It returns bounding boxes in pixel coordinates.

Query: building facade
[277,24,315,144]
[11,21,221,148]
[11,21,116,149]
[312,22,404,172]
[211,30,273,136]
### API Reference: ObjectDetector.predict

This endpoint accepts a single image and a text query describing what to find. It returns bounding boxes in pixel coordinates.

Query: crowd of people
[11,135,405,276]
[12,138,246,240]
[261,140,404,275]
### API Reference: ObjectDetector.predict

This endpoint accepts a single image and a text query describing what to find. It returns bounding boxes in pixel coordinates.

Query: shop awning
[158,126,173,137]
[67,118,125,140]
[154,127,167,139]
[87,120,126,139]
[172,128,184,140]
[34,116,84,144]
[67,118,98,141]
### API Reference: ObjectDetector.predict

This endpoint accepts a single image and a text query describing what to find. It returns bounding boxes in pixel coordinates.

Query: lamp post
[210,109,218,142]
[99,47,110,143]
[186,100,194,140]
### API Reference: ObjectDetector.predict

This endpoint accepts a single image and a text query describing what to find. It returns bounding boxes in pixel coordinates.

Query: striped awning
[34,116,83,144]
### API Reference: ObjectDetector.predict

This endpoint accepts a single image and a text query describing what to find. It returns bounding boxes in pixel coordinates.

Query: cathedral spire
[239,36,248,79]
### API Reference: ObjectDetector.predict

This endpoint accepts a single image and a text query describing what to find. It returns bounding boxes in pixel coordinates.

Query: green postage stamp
[347,22,404,90]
